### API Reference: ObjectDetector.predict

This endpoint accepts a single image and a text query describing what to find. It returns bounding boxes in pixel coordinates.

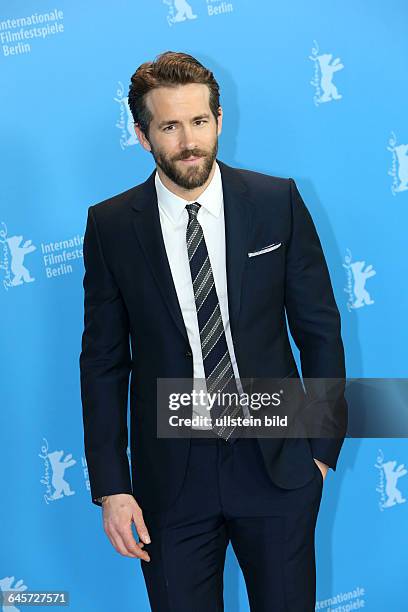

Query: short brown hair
[128,51,220,139]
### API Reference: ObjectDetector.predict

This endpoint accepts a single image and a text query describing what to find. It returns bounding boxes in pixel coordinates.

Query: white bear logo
[348,260,376,309]
[387,132,408,194]
[0,575,27,612]
[166,0,197,25]
[309,41,344,105]
[114,82,138,149]
[376,459,407,509]
[343,251,376,311]
[6,235,36,286]
[315,53,344,102]
[47,450,76,500]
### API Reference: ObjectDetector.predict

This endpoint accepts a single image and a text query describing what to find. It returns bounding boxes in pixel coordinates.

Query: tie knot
[186,202,201,219]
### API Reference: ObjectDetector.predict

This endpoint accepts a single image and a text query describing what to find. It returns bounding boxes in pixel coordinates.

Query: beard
[149,138,218,190]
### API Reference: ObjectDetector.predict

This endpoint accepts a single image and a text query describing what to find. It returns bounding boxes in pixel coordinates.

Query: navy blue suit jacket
[79,159,348,509]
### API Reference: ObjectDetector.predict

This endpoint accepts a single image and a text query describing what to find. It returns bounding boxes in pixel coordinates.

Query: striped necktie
[185,201,244,441]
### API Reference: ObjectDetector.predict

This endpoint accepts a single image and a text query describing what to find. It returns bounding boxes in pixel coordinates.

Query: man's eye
[163,121,207,132]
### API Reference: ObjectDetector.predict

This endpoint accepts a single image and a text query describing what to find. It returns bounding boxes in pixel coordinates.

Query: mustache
[176,151,207,161]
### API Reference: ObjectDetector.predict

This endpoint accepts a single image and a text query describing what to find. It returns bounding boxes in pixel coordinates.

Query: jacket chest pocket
[247,241,283,258]
[243,241,286,298]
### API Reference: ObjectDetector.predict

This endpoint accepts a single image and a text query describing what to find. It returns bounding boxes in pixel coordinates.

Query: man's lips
[180,156,202,163]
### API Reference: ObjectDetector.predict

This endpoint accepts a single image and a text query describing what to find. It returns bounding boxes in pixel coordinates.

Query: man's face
[135,83,222,190]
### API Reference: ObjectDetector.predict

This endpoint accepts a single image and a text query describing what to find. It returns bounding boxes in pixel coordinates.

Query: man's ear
[134,123,152,152]
[217,106,223,136]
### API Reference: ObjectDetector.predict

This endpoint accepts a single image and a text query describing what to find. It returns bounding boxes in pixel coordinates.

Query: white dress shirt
[155,161,247,429]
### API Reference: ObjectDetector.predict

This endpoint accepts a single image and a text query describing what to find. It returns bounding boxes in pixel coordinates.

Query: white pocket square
[248,242,282,258]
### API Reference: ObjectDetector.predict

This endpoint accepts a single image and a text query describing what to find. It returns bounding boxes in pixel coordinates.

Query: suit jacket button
[185,350,192,357]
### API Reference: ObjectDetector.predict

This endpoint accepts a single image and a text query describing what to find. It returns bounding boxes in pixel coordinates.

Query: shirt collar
[155,160,222,225]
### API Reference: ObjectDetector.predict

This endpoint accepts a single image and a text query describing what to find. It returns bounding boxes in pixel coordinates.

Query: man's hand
[101,494,151,561]
[313,458,329,482]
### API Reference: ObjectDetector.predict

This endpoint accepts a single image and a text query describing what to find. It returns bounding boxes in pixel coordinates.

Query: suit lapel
[130,158,252,345]
[218,160,252,340]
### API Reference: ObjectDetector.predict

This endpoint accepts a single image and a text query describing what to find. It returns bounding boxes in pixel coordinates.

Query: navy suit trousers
[140,436,323,611]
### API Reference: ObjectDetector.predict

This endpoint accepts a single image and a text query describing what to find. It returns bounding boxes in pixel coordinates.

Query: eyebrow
[157,114,211,129]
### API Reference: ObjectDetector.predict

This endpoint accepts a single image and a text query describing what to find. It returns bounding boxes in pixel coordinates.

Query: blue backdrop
[1,1,407,610]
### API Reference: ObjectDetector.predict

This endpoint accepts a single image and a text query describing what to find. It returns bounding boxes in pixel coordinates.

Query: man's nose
[179,125,196,150]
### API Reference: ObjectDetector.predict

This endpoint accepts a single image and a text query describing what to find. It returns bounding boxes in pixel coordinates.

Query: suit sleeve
[79,206,133,506]
[284,178,348,471]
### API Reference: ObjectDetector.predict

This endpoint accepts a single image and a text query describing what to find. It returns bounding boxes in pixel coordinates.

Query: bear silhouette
[171,0,197,23]
[0,575,27,612]
[395,143,408,191]
[317,53,343,102]
[381,460,407,508]
[6,235,36,286]
[350,260,376,308]
[47,450,76,500]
